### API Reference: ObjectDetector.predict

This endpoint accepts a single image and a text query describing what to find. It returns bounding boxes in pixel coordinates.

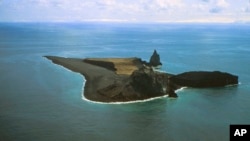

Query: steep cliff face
[170,71,238,88]
[130,67,164,96]
[149,50,162,67]
[97,67,170,101]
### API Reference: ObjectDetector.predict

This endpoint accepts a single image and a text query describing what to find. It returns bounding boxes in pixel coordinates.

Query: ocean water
[0,22,250,141]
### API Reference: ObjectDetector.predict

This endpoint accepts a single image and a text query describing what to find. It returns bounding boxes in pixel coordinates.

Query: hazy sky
[0,0,250,23]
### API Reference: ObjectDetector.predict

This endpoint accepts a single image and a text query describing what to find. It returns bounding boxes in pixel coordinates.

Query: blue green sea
[0,22,250,141]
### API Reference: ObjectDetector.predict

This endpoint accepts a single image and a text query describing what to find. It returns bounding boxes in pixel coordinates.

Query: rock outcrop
[130,67,164,96]
[170,71,238,88]
[167,77,178,98]
[97,67,170,101]
[149,50,162,67]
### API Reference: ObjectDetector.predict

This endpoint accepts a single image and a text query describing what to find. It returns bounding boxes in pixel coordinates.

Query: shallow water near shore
[1,22,250,141]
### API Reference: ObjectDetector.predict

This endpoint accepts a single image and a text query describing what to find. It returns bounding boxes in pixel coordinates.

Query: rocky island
[45,50,238,103]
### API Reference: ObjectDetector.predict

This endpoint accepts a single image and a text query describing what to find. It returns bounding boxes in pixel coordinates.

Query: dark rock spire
[149,49,162,67]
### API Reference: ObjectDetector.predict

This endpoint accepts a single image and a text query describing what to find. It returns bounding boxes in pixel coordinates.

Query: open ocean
[0,22,250,141]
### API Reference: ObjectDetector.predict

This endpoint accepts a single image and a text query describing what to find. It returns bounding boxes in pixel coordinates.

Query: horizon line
[1,20,250,24]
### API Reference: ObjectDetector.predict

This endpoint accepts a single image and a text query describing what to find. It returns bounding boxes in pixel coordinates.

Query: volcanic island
[45,50,238,103]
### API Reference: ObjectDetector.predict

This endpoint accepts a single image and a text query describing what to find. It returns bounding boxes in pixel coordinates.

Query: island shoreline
[44,53,238,103]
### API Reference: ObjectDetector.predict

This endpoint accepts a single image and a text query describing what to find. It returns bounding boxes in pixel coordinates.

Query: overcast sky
[0,0,250,23]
